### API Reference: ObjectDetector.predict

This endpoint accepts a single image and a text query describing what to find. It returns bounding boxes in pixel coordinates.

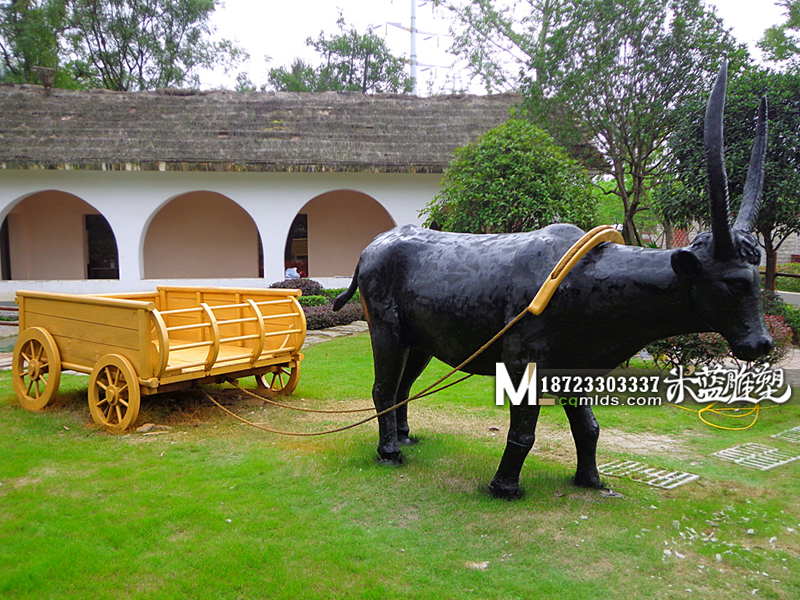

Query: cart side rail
[151,287,305,377]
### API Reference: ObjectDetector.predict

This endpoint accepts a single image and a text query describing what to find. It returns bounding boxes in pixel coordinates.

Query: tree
[66,0,243,91]
[1,0,242,91]
[268,58,321,92]
[268,16,414,94]
[435,0,567,93]
[440,0,744,245]
[420,118,597,234]
[657,67,800,291]
[0,0,73,86]
[759,0,800,72]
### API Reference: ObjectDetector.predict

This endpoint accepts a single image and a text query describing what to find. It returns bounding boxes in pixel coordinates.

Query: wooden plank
[23,297,141,331]
[22,312,140,350]
[53,334,145,374]
[158,285,300,297]
[16,290,154,311]
[96,292,160,302]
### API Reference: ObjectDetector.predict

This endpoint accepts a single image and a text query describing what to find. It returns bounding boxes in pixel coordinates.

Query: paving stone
[772,425,800,444]
[712,442,800,470]
[598,460,700,489]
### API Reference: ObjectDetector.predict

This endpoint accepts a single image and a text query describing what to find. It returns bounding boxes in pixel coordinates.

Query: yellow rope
[667,402,778,431]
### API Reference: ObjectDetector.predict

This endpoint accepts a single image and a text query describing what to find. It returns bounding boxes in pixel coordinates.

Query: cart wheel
[12,327,62,411]
[88,354,141,432]
[256,363,300,395]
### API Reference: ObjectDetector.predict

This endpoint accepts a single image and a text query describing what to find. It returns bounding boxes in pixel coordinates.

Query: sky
[200,0,789,93]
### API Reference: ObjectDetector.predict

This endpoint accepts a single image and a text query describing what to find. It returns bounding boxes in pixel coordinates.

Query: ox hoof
[377,449,403,466]
[574,471,604,489]
[489,480,523,500]
[398,435,419,446]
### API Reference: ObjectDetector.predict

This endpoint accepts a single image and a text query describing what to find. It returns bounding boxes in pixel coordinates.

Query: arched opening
[143,191,262,279]
[1,191,119,280]
[286,190,396,278]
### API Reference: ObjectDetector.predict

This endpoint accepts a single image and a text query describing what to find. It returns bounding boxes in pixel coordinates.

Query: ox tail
[332,264,360,312]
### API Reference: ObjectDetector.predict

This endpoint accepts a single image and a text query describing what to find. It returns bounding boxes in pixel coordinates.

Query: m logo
[495,363,538,406]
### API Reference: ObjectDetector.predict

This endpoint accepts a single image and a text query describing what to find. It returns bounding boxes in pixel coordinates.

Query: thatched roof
[0,84,519,173]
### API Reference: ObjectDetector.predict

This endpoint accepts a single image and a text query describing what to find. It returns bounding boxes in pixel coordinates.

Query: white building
[0,85,517,300]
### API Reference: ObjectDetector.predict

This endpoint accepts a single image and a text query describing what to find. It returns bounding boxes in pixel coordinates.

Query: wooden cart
[11,286,306,431]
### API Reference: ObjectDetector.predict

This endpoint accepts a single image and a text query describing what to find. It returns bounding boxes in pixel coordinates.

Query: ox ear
[671,248,703,280]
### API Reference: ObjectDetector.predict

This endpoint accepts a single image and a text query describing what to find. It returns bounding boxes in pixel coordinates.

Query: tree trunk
[764,239,778,292]
[621,209,642,246]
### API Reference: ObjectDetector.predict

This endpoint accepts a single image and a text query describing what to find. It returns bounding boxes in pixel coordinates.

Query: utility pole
[410,0,418,95]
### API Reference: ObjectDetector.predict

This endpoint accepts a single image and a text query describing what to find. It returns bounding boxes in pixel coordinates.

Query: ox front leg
[490,403,541,499]
[563,403,603,489]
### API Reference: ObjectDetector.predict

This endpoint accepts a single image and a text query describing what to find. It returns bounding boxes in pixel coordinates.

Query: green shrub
[782,303,800,342]
[320,287,360,304]
[762,288,788,317]
[298,295,330,307]
[420,118,597,233]
[646,313,793,369]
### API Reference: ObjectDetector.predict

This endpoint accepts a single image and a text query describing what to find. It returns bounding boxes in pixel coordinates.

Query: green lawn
[1,333,799,599]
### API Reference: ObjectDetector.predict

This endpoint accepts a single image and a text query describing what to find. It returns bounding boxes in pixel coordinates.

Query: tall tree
[1,0,242,91]
[435,0,567,93]
[440,0,744,245]
[66,0,242,91]
[657,67,800,290]
[268,16,414,94]
[759,0,800,72]
[0,0,70,85]
[526,0,744,245]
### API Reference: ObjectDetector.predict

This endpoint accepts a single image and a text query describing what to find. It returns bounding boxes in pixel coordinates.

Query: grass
[774,263,800,294]
[1,333,799,599]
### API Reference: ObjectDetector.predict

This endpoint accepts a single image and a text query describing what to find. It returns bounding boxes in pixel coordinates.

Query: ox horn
[733,96,768,232]
[705,62,734,261]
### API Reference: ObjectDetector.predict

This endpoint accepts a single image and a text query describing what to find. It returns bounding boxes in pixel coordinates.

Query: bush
[646,313,794,369]
[304,302,364,330]
[298,295,330,307]
[783,303,800,343]
[320,287,360,304]
[761,289,788,318]
[269,278,324,296]
[646,333,730,369]
[420,118,597,233]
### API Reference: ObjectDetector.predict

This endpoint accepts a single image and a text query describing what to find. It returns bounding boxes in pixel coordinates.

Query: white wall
[0,170,440,300]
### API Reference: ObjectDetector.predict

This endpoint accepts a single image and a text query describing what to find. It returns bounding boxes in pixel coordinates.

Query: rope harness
[205,225,627,436]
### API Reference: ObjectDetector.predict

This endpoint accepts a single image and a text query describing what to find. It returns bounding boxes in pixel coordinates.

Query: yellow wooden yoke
[528,225,625,315]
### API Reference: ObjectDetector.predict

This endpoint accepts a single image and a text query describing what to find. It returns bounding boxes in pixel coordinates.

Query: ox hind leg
[563,403,603,488]
[369,320,430,464]
[394,349,432,446]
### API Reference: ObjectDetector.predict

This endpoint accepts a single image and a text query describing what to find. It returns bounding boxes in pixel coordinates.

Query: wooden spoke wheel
[256,363,300,395]
[88,354,141,432]
[12,327,61,411]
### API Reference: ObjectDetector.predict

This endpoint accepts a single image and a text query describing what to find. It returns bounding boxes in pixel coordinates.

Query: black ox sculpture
[333,63,773,498]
